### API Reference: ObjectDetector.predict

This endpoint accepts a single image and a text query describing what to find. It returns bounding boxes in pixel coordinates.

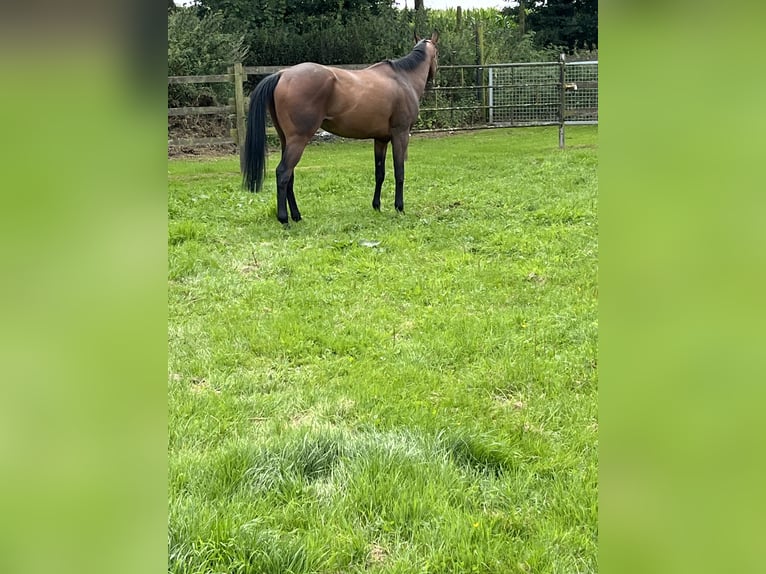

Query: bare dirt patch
[168,115,237,158]
[368,543,388,566]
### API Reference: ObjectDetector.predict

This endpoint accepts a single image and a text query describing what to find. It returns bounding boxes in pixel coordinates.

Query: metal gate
[487,60,598,127]
[562,60,599,124]
[416,58,598,147]
[488,62,560,126]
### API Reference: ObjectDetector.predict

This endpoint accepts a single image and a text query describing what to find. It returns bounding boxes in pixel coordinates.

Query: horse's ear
[430,31,439,45]
[414,32,421,44]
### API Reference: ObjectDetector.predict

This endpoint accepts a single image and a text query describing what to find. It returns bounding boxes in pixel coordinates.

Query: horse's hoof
[372,203,381,211]
[291,214,302,222]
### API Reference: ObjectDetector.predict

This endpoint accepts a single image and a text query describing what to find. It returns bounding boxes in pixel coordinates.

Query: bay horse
[242,32,439,224]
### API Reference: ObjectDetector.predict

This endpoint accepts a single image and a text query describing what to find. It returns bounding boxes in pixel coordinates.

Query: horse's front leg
[391,130,409,213]
[372,138,388,211]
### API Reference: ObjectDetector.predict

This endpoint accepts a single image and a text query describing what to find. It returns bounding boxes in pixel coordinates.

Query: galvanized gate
[487,62,560,126]
[562,60,599,125]
[486,58,598,146]
[416,57,598,147]
[486,60,599,126]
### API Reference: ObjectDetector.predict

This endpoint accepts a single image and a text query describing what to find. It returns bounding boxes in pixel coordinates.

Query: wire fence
[417,59,598,134]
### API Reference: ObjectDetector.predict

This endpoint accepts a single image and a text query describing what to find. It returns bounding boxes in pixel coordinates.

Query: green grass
[168,126,598,573]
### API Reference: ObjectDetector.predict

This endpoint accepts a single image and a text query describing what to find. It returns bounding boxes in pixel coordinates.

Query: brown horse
[242,32,439,224]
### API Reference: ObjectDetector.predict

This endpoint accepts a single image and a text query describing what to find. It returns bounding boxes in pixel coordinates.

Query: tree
[504,0,597,51]
[193,0,396,29]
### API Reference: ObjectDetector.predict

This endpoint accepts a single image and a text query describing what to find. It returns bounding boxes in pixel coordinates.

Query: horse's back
[282,62,333,79]
[278,63,336,99]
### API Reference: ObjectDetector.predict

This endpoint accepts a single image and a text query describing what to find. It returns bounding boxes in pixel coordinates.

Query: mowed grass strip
[168,126,598,573]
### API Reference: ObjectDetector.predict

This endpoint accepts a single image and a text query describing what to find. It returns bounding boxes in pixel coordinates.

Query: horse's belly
[322,82,395,139]
[321,117,389,140]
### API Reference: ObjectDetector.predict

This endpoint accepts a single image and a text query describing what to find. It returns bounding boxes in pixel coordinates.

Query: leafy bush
[245,10,413,67]
[168,9,248,107]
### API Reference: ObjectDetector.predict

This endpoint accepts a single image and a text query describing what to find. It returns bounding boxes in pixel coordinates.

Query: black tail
[242,73,281,192]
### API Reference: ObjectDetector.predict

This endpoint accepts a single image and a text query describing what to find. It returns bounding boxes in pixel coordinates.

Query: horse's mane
[386,41,429,72]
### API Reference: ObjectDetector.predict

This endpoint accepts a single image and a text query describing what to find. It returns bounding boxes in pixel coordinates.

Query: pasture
[168,126,598,573]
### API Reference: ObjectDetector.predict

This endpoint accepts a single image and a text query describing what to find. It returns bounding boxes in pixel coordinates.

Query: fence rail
[168,58,597,150]
[168,74,234,84]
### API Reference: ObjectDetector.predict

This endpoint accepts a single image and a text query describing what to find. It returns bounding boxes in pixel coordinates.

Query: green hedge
[168,10,248,107]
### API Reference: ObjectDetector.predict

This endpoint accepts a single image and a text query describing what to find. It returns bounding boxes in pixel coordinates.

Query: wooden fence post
[232,63,246,153]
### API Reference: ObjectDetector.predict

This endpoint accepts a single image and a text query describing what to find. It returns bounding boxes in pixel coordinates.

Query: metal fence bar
[439,62,560,70]
[422,103,559,113]
[488,67,494,124]
[430,82,560,92]
[412,121,562,134]
[559,54,566,148]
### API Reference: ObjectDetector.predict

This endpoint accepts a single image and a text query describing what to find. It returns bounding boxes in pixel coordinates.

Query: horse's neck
[406,62,431,99]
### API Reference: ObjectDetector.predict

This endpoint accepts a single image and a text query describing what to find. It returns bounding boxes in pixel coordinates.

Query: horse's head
[415,31,439,83]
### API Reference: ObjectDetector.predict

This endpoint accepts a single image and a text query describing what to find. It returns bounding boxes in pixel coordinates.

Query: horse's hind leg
[275,141,308,224]
[372,138,389,211]
[271,105,302,223]
[279,149,300,222]
[285,173,300,222]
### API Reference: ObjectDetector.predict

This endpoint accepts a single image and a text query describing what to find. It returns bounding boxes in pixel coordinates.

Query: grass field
[168,126,598,573]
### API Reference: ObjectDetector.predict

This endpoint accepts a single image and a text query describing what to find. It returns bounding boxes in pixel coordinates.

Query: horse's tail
[242,73,281,193]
